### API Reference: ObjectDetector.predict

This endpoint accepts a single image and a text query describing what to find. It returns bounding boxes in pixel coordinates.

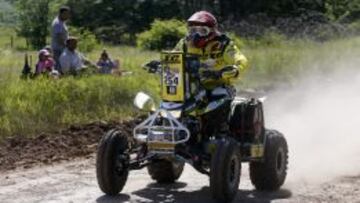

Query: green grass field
[240,36,360,89]
[0,27,359,138]
[0,27,161,137]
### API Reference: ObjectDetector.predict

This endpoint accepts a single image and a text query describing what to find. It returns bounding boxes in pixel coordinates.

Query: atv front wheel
[210,138,241,203]
[249,129,288,191]
[96,129,130,195]
[147,159,185,183]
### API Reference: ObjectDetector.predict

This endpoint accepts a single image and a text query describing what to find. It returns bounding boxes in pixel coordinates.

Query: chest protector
[183,34,230,72]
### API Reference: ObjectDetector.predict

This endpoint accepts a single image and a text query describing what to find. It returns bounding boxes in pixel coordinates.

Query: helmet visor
[188,26,211,37]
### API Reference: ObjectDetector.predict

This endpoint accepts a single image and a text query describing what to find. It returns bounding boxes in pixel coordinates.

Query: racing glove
[220,65,239,80]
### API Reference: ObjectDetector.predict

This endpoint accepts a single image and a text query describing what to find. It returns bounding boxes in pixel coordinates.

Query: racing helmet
[187,11,219,48]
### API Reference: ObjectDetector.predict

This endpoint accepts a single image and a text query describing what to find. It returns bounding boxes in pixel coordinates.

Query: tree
[66,0,182,44]
[325,0,360,21]
[16,0,50,49]
[0,0,18,26]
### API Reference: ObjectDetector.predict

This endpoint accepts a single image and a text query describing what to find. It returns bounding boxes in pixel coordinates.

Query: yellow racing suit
[174,34,249,90]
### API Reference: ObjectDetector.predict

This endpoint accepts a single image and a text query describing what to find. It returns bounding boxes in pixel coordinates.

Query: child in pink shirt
[35,49,55,75]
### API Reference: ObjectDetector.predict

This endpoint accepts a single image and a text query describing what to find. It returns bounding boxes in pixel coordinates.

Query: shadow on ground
[96,193,130,203]
[97,182,292,203]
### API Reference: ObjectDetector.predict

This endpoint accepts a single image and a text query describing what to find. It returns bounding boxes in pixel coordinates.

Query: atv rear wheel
[210,138,241,203]
[249,129,288,191]
[147,159,185,183]
[96,129,130,195]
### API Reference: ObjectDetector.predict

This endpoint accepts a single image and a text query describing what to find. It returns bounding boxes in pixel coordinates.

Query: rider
[174,11,249,134]
[174,11,248,92]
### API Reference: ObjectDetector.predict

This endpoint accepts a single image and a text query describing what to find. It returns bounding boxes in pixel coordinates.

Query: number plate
[161,51,185,102]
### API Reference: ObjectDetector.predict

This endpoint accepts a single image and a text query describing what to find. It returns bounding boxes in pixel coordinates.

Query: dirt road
[0,155,359,203]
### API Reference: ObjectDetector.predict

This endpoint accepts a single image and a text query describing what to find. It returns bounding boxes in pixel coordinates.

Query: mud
[0,120,138,171]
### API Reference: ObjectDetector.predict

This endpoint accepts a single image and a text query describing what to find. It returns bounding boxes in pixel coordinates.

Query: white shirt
[59,48,86,74]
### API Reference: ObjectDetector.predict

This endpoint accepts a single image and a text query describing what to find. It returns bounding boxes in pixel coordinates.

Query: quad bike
[96,51,288,202]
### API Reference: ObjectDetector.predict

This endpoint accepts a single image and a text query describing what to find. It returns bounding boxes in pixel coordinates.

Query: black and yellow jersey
[173,34,249,89]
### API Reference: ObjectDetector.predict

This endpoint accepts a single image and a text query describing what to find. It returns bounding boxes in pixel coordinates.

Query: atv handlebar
[143,60,162,74]
[143,58,236,81]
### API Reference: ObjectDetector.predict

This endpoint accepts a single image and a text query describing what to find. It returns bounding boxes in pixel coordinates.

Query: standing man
[51,6,70,74]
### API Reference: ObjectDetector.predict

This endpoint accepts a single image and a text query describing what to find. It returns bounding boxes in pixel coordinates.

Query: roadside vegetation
[1,25,359,138]
[240,36,360,89]
[0,27,159,137]
[0,0,359,138]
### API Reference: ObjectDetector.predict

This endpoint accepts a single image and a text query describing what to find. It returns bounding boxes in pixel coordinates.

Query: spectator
[96,50,116,74]
[35,49,55,76]
[59,37,93,75]
[51,6,70,73]
[43,45,53,56]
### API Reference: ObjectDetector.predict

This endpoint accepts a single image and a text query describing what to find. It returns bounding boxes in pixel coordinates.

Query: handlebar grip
[143,60,161,73]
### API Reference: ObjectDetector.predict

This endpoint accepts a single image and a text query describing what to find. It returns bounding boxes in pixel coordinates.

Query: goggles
[188,26,211,37]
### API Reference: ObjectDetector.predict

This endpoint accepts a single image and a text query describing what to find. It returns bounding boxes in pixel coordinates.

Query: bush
[243,30,287,48]
[69,27,99,53]
[226,32,245,49]
[348,20,360,35]
[258,31,287,46]
[0,0,18,27]
[16,0,50,49]
[94,26,129,45]
[137,19,187,51]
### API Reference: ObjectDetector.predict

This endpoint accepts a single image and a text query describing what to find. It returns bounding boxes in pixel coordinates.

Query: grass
[239,36,360,89]
[0,26,359,138]
[0,75,158,136]
[0,28,160,137]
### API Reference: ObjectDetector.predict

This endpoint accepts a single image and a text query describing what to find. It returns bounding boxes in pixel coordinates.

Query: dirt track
[0,155,359,203]
[0,120,359,202]
[0,121,137,171]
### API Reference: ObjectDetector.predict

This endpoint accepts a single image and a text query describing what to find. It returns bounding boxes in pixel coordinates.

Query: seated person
[35,49,55,75]
[43,45,53,57]
[96,50,117,74]
[59,37,93,75]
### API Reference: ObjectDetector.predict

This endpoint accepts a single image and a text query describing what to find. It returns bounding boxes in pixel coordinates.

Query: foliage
[63,0,358,43]
[1,28,360,137]
[240,36,360,89]
[0,76,155,136]
[0,27,27,50]
[226,32,245,49]
[5,0,360,46]
[137,19,187,50]
[66,0,181,44]
[0,0,359,140]
[68,26,99,53]
[250,31,287,47]
[48,0,68,17]
[0,0,18,26]
[325,0,360,21]
[0,44,159,137]
[348,19,360,34]
[15,0,50,49]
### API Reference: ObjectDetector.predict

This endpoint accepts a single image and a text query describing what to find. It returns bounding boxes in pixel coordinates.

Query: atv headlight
[169,110,182,118]
[159,110,182,119]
